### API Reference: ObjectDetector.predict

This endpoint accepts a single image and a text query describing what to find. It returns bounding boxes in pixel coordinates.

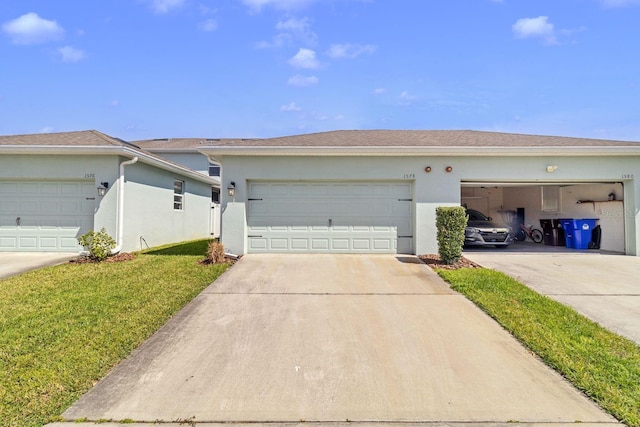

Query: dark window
[208,162,220,177]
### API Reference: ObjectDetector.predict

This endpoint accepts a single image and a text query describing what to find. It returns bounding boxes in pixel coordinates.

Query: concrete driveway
[53,254,618,427]
[464,246,640,345]
[0,252,77,279]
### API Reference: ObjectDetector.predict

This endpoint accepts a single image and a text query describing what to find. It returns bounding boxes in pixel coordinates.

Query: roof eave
[0,145,219,186]
[198,145,640,157]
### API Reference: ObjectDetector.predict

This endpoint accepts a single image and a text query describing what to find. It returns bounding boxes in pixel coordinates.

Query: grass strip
[437,267,640,426]
[0,240,230,427]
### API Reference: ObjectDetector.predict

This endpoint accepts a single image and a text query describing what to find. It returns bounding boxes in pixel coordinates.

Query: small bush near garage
[435,206,467,264]
[0,239,229,427]
[77,228,116,261]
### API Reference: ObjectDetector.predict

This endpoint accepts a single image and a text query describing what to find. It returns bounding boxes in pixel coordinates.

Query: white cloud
[58,46,86,62]
[288,48,320,69]
[288,74,318,86]
[399,91,418,105]
[512,16,557,44]
[242,0,316,13]
[257,16,316,49]
[326,43,376,59]
[40,126,55,133]
[276,16,317,45]
[198,18,218,31]
[2,12,64,45]
[280,101,302,111]
[149,0,185,14]
[373,88,387,95]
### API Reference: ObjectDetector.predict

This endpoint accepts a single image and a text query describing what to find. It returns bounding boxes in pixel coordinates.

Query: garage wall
[218,154,640,256]
[122,161,213,252]
[0,154,120,252]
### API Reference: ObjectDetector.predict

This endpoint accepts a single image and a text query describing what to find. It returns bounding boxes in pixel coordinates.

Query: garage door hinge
[398,198,413,201]
[248,235,263,238]
[248,198,263,201]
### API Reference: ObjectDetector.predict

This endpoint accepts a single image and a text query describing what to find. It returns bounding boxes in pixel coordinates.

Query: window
[174,179,184,210]
[541,186,560,212]
[211,188,220,203]
[208,162,221,177]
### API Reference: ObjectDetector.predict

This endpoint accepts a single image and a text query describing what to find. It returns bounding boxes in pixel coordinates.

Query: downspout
[112,157,139,254]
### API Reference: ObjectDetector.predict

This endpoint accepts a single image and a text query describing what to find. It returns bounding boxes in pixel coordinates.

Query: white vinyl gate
[247,181,413,253]
[0,180,95,252]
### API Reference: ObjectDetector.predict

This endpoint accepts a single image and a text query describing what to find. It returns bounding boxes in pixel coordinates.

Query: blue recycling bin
[560,219,576,248]
[560,219,598,249]
[572,219,599,249]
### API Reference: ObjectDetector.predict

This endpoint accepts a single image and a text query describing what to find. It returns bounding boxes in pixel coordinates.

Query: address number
[84,173,95,178]
[403,173,415,179]
[622,174,635,179]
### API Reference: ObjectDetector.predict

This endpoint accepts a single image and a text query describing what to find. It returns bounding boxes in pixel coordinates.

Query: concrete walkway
[464,246,640,345]
[51,254,619,426]
[0,252,77,279]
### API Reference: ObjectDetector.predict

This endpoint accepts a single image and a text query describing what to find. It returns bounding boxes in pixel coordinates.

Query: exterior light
[97,182,109,196]
[425,166,432,173]
[227,181,236,197]
[445,166,453,173]
[546,165,558,173]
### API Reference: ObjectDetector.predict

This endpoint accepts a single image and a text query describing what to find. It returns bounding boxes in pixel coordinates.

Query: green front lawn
[0,240,230,427]
[438,268,640,427]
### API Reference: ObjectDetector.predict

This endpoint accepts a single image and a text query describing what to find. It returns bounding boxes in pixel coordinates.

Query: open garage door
[461,181,625,253]
[247,181,413,253]
[0,180,95,252]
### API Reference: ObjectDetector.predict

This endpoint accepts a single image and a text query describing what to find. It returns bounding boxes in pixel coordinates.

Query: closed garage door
[0,181,95,252]
[247,181,413,253]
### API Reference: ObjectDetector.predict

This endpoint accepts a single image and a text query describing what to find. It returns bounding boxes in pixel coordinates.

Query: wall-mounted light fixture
[546,165,558,173]
[424,166,432,173]
[227,181,236,197]
[97,181,109,196]
[445,166,453,173]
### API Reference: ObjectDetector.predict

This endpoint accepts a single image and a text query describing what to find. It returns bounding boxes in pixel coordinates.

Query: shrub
[78,228,116,261]
[435,206,467,264]
[206,241,226,264]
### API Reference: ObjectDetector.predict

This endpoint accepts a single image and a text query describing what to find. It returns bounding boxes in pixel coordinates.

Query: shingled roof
[134,138,238,150]
[204,130,639,147]
[0,130,141,148]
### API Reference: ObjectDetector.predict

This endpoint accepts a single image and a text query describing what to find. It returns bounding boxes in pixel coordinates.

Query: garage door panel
[0,180,94,252]
[247,181,412,254]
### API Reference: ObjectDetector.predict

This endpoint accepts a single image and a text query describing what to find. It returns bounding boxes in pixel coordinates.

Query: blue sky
[1,0,639,141]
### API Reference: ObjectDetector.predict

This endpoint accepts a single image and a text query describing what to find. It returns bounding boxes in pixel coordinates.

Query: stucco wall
[218,154,640,256]
[122,161,213,252]
[150,152,211,176]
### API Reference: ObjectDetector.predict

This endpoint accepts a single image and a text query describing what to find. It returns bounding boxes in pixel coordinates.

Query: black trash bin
[540,219,565,246]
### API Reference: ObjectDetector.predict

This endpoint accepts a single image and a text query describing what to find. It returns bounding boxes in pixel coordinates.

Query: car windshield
[466,209,490,221]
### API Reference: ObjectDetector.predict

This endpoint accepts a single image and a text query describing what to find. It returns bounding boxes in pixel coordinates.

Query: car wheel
[494,245,509,249]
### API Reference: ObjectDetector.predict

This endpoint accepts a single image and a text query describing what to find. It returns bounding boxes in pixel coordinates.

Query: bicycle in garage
[514,223,544,243]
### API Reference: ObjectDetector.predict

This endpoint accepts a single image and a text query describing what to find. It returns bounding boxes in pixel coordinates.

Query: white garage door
[247,181,413,253]
[0,181,95,252]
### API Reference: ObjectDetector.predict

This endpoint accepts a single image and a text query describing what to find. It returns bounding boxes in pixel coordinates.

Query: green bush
[77,228,116,261]
[435,206,467,264]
